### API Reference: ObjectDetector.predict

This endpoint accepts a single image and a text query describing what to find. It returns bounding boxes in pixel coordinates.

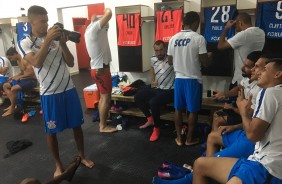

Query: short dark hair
[183,11,200,27]
[236,13,252,25]
[6,47,18,56]
[154,40,165,47]
[265,58,282,71]
[28,5,48,20]
[247,51,263,63]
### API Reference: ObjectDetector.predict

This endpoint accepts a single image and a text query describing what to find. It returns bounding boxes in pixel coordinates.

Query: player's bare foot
[53,167,64,178]
[81,158,95,168]
[99,126,118,133]
[2,109,14,117]
[175,138,183,146]
[185,138,200,146]
[3,106,12,111]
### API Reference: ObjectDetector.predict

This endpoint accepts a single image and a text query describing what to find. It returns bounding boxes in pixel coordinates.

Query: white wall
[60,6,88,74]
[1,0,246,92]
[0,24,14,54]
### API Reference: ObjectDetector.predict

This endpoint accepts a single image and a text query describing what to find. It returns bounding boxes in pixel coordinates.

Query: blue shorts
[228,158,268,184]
[12,78,38,91]
[40,88,84,133]
[174,78,202,112]
[213,130,255,158]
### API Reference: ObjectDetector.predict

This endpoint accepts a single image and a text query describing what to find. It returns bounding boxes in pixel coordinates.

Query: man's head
[153,40,166,60]
[258,58,282,88]
[251,55,269,81]
[28,5,48,37]
[241,51,262,78]
[234,13,252,32]
[6,47,18,62]
[183,11,200,31]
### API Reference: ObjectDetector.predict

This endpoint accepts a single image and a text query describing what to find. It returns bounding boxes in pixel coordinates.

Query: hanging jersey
[117,13,141,46]
[155,9,183,43]
[18,36,74,95]
[204,5,237,43]
[256,1,282,39]
[16,22,31,42]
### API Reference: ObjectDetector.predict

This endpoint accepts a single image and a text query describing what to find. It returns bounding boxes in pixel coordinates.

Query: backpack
[4,139,32,158]
[122,79,146,96]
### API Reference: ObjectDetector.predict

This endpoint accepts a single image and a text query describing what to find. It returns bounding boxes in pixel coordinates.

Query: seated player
[212,51,263,131]
[135,40,175,141]
[2,47,37,117]
[193,58,282,184]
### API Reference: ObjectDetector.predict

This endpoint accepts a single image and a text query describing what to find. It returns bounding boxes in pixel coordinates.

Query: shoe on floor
[150,127,160,141]
[139,121,154,129]
[157,167,186,180]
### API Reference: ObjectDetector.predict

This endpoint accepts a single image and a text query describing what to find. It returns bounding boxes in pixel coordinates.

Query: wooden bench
[110,94,224,124]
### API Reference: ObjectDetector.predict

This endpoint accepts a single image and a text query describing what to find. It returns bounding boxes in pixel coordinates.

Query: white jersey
[167,30,207,83]
[249,85,282,179]
[0,56,13,77]
[151,56,175,90]
[18,36,74,95]
[240,77,261,110]
[84,20,111,69]
[228,27,265,84]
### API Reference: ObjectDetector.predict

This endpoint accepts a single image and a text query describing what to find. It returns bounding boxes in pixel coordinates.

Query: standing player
[18,5,94,177]
[167,11,211,146]
[85,8,117,133]
[218,12,265,90]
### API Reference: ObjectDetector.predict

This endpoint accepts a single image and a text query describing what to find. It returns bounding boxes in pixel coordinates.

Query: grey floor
[0,70,202,184]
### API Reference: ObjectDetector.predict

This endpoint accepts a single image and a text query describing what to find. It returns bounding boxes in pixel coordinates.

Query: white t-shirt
[0,56,13,77]
[167,30,207,83]
[249,85,282,179]
[240,77,261,110]
[228,27,265,84]
[151,56,175,90]
[18,36,74,95]
[84,20,111,69]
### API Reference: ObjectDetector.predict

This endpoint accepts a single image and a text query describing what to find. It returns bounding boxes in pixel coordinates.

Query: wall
[0,24,13,55]
[60,6,88,74]
[1,0,253,92]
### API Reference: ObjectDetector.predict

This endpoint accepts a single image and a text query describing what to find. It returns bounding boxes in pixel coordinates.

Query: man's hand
[224,20,237,30]
[223,103,233,110]
[218,125,236,135]
[59,31,68,45]
[213,90,226,100]
[96,68,105,76]
[11,76,21,81]
[151,81,159,88]
[237,88,252,116]
[46,26,62,43]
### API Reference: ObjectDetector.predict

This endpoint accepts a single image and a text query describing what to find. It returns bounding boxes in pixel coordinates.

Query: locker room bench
[110,94,224,123]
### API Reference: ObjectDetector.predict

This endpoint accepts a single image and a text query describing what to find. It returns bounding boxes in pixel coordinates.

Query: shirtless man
[2,47,37,117]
